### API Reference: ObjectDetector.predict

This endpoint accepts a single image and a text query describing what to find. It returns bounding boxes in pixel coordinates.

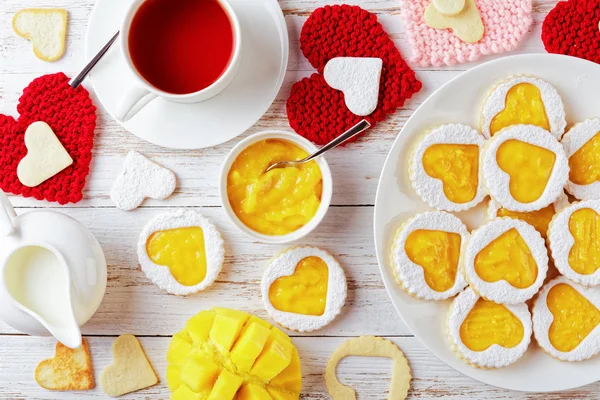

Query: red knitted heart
[0,73,96,204]
[287,5,421,145]
[542,0,600,63]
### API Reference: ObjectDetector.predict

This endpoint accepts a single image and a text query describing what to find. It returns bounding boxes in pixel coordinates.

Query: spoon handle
[302,119,371,163]
[69,31,120,89]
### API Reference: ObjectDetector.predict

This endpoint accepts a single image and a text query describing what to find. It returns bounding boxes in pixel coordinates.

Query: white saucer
[374,54,600,392]
[85,0,288,149]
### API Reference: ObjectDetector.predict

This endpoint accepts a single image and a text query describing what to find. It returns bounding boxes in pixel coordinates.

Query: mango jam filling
[460,298,524,351]
[490,83,550,136]
[569,131,600,185]
[268,256,328,316]
[167,308,302,400]
[568,208,600,275]
[227,139,323,236]
[496,139,556,204]
[422,144,479,204]
[474,228,538,289]
[497,204,556,239]
[404,229,461,292]
[547,284,600,352]
[146,227,207,286]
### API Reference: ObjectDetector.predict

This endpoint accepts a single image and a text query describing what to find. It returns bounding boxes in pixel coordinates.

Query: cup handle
[115,85,158,122]
[0,190,16,236]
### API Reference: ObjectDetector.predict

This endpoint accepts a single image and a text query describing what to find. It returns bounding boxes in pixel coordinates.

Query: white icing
[261,247,347,332]
[486,191,570,222]
[391,211,468,300]
[410,124,487,212]
[137,209,224,296]
[562,118,600,200]
[480,76,566,140]
[110,151,177,211]
[548,200,600,286]
[533,276,600,362]
[323,57,383,117]
[464,217,548,304]
[447,287,532,368]
[482,124,569,212]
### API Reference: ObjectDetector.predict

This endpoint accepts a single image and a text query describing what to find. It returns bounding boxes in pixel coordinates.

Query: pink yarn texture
[401,0,533,67]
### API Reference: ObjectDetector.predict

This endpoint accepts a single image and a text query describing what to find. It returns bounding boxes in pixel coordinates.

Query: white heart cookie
[12,8,68,62]
[17,121,73,187]
[110,151,176,211]
[323,57,382,117]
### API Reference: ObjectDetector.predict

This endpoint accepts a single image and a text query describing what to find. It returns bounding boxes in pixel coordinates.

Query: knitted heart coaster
[542,0,600,63]
[287,5,422,145]
[0,73,96,204]
[401,0,532,67]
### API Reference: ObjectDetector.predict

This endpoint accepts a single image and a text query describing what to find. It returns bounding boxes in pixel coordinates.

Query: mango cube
[186,310,216,344]
[180,356,220,392]
[231,322,271,372]
[171,384,201,400]
[207,370,244,400]
[237,383,273,400]
[167,332,193,366]
[166,365,181,391]
[209,309,249,351]
[269,348,302,392]
[251,335,294,381]
[248,315,272,329]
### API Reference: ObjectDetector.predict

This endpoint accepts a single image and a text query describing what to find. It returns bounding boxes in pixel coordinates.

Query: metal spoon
[69,31,120,89]
[265,119,371,173]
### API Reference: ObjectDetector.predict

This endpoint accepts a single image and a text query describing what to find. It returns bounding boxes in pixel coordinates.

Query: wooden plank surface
[1,0,598,399]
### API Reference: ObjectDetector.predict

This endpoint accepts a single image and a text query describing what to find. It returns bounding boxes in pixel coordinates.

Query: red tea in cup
[128,0,235,95]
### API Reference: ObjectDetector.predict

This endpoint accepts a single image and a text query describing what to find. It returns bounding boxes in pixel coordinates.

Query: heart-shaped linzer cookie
[460,298,525,351]
[0,73,96,204]
[423,144,479,204]
[100,335,158,397]
[287,5,421,145]
[489,83,550,137]
[542,0,600,64]
[35,339,94,391]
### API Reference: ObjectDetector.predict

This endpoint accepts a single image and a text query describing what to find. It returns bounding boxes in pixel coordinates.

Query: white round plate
[374,54,600,392]
[85,0,288,149]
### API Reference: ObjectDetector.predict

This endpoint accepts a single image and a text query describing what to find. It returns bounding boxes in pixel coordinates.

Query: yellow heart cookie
[12,9,67,62]
[100,335,158,397]
[424,0,484,43]
[325,336,411,400]
[17,121,73,188]
[268,256,328,316]
[474,228,538,289]
[35,339,94,391]
[422,144,479,204]
[490,83,550,137]
[146,226,208,287]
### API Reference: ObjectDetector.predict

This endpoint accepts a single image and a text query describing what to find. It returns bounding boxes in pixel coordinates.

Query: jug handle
[0,190,16,236]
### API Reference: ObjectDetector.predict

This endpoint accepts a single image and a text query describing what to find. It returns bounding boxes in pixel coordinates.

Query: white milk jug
[0,191,107,348]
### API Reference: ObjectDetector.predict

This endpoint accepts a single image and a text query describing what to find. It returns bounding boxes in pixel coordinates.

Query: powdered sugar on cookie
[410,124,487,212]
[447,287,532,368]
[482,124,569,212]
[137,209,224,296]
[261,246,347,332]
[391,212,468,300]
[562,118,600,200]
[464,218,548,304]
[480,77,566,139]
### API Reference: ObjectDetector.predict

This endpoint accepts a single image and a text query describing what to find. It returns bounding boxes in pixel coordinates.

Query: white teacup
[115,0,242,122]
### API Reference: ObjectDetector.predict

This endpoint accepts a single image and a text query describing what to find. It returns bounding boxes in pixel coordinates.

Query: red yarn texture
[542,0,600,63]
[0,73,96,204]
[287,5,421,145]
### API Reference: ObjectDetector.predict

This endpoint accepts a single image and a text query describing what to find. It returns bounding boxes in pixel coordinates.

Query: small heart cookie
[35,339,94,391]
[110,151,177,211]
[17,121,73,187]
[100,335,158,397]
[323,57,383,117]
[13,9,68,62]
[425,0,484,43]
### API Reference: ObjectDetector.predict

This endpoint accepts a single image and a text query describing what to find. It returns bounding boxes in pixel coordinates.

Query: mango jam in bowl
[220,131,333,243]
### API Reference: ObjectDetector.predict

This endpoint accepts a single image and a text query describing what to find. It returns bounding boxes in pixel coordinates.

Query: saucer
[85,0,289,149]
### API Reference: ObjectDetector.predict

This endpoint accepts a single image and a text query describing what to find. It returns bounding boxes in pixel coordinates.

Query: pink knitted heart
[401,0,533,67]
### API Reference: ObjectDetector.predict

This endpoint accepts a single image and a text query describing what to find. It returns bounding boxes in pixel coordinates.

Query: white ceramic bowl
[219,131,332,244]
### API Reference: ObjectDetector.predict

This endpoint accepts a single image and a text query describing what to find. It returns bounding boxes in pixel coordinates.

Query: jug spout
[44,320,82,349]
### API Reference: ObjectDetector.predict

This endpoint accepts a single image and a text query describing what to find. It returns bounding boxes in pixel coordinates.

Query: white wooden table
[0,0,597,398]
